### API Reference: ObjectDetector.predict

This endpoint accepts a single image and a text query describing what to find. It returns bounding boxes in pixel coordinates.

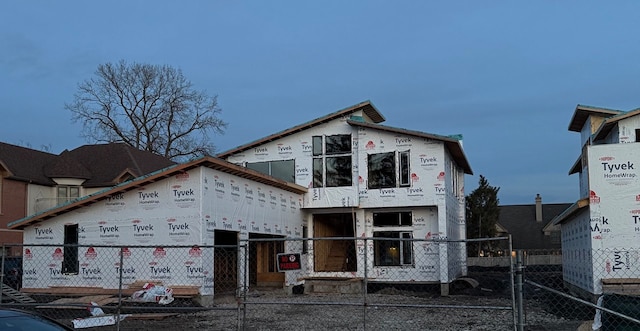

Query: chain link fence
[0,238,524,330]
[522,248,640,331]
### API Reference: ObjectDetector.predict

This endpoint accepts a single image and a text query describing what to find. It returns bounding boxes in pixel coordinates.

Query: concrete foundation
[304,279,362,294]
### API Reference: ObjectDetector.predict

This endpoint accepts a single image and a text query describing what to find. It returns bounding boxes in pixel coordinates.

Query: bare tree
[65,60,226,161]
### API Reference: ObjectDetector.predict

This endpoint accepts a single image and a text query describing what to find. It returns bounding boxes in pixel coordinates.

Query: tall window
[57,186,80,204]
[374,232,413,266]
[312,134,352,187]
[246,160,295,182]
[373,212,413,266]
[368,151,410,189]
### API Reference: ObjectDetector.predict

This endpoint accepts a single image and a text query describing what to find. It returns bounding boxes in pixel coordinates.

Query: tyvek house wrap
[21,166,304,295]
[225,117,466,283]
[563,143,640,295]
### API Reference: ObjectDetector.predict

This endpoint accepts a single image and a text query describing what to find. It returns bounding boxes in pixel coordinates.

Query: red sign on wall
[276,253,302,272]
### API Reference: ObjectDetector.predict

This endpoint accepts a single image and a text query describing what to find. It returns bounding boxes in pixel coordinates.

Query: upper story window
[312,134,352,187]
[57,186,80,204]
[246,160,295,182]
[373,211,412,226]
[367,151,410,189]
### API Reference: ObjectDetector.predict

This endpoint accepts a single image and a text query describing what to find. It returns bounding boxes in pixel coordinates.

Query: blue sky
[2,1,640,206]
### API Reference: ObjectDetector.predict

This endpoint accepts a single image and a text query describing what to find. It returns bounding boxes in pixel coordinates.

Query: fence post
[363,237,368,331]
[116,246,124,331]
[515,250,524,331]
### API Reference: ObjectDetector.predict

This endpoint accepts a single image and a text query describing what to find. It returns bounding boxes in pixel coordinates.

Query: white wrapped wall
[22,165,305,293]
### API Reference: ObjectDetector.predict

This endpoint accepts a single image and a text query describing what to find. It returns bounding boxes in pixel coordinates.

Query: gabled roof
[345,119,473,175]
[497,202,572,249]
[8,156,307,230]
[568,104,624,133]
[59,143,176,187]
[0,142,176,187]
[217,101,385,158]
[592,107,640,141]
[0,142,58,185]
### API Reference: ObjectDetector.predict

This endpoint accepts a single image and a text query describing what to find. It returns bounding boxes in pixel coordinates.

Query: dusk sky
[2,1,640,205]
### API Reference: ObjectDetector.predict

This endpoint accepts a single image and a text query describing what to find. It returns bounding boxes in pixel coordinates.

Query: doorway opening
[313,213,357,272]
[214,230,238,294]
[248,233,285,287]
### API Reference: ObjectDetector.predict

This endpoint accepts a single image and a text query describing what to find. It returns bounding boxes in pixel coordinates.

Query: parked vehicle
[0,308,73,330]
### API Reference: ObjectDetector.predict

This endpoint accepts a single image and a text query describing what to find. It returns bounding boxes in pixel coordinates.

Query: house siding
[0,178,27,226]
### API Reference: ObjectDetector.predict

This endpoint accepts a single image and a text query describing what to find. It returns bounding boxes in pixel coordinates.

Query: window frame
[367,150,411,189]
[373,231,414,266]
[373,211,413,227]
[312,134,353,188]
[57,185,80,204]
[246,159,295,183]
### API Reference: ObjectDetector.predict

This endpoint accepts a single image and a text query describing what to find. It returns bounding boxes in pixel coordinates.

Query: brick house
[0,142,175,256]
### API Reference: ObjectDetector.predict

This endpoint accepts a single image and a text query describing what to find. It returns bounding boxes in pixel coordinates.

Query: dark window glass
[312,136,323,156]
[399,151,410,187]
[402,232,413,264]
[271,160,295,182]
[246,161,269,174]
[313,158,324,188]
[246,160,294,183]
[368,152,396,189]
[373,212,412,226]
[325,135,351,155]
[302,225,308,254]
[373,231,413,266]
[326,156,352,187]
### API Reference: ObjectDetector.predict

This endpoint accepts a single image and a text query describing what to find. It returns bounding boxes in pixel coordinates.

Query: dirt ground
[5,269,592,330]
[40,272,588,331]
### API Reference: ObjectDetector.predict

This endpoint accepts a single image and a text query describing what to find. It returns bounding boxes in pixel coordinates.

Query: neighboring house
[218,100,473,295]
[497,194,571,251]
[8,157,307,304]
[553,104,640,301]
[0,142,175,256]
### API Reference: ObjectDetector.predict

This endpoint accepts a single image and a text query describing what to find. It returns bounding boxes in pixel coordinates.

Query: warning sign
[276,253,302,271]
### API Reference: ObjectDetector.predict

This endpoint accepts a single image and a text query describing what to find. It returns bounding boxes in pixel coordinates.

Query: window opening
[373,231,413,266]
[367,151,410,189]
[312,134,352,187]
[58,186,80,204]
[373,211,412,226]
[246,159,295,182]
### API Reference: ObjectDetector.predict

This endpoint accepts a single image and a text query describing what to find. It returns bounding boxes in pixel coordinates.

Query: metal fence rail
[1,238,518,330]
[521,247,640,331]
